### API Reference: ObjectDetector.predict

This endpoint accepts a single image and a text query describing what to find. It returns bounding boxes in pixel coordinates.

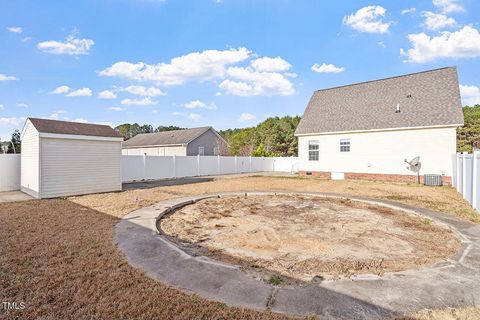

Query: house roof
[122,126,216,147]
[295,67,464,135]
[28,118,121,138]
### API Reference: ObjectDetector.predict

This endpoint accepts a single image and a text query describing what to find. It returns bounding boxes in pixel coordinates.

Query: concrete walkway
[0,190,34,203]
[116,192,480,319]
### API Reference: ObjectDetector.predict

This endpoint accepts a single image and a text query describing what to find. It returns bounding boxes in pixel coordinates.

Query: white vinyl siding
[40,138,122,198]
[20,121,40,197]
[298,127,457,176]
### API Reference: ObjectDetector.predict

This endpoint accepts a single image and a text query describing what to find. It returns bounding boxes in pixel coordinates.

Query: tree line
[457,104,480,152]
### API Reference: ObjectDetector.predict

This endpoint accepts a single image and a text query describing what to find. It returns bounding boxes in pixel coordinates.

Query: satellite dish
[404,157,421,183]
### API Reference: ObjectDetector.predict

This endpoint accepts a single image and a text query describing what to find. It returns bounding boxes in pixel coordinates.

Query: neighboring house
[295,67,464,183]
[122,126,228,156]
[21,118,123,199]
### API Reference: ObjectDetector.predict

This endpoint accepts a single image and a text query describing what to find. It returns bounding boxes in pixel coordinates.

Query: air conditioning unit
[424,174,443,186]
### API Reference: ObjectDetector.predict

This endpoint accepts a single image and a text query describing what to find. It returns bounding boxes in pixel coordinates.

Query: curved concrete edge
[116,192,480,319]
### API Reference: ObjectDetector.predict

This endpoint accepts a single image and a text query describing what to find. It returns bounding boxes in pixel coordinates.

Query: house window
[340,139,350,152]
[198,146,205,156]
[308,140,319,161]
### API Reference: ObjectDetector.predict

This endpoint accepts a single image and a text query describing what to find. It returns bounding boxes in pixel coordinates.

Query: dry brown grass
[412,307,480,320]
[0,199,292,320]
[71,176,480,223]
[1,175,478,319]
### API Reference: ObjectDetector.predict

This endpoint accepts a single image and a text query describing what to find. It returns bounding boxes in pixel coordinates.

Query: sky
[1,0,480,139]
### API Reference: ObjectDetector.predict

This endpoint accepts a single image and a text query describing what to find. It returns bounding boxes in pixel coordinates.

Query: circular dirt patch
[159,194,460,283]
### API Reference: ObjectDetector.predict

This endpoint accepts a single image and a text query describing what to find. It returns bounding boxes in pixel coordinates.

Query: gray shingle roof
[295,67,464,135]
[122,127,213,147]
[29,118,121,138]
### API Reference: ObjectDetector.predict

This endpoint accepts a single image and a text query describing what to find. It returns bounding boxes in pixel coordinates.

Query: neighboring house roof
[295,67,464,136]
[122,126,223,148]
[27,118,122,138]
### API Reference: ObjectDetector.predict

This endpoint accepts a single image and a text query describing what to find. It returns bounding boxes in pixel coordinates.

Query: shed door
[40,138,121,198]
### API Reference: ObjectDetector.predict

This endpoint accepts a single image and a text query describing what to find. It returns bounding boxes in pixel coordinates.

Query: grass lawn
[1,176,478,319]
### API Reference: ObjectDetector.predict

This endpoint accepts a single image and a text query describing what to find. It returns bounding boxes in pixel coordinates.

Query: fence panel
[175,156,198,178]
[122,155,300,183]
[0,154,21,191]
[199,156,219,176]
[273,157,297,172]
[219,157,236,174]
[465,154,473,204]
[146,156,174,180]
[452,152,480,213]
[236,157,251,173]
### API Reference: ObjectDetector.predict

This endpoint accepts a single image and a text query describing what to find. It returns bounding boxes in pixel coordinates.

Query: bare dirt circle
[159,194,460,283]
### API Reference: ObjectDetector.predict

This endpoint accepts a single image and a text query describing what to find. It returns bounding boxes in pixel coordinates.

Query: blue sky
[1,0,480,139]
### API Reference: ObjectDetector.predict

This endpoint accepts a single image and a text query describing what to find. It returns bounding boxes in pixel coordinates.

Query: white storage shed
[21,118,123,199]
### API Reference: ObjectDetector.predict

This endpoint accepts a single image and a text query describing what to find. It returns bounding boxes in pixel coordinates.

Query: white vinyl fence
[122,155,299,182]
[0,154,21,191]
[452,152,480,211]
[0,154,299,192]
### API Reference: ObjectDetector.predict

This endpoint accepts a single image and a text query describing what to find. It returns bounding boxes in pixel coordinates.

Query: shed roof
[28,118,121,138]
[295,67,464,135]
[122,126,215,147]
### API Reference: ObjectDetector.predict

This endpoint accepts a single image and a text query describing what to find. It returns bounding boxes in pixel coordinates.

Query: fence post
[173,155,176,179]
[234,155,238,174]
[456,153,461,192]
[473,151,479,210]
[143,154,147,180]
[249,156,252,172]
[217,155,221,175]
[197,154,200,176]
[462,152,468,199]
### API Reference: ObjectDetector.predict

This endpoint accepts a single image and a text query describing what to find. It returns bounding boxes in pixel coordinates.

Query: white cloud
[401,8,416,15]
[7,26,22,34]
[311,63,345,73]
[108,106,125,111]
[183,100,216,109]
[343,6,392,34]
[238,112,256,122]
[98,90,117,99]
[460,85,480,106]
[172,111,184,116]
[122,85,165,97]
[402,26,480,63]
[50,85,71,94]
[21,37,31,43]
[120,97,158,106]
[251,56,291,72]
[0,104,4,110]
[66,87,92,97]
[0,73,17,81]
[188,113,201,121]
[17,103,28,108]
[0,117,26,126]
[432,0,464,13]
[422,11,456,31]
[46,110,67,120]
[219,66,294,96]
[72,118,88,123]
[37,31,94,56]
[100,47,251,85]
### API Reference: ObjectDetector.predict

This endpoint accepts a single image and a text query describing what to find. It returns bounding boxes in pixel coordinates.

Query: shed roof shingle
[122,127,213,147]
[29,118,121,138]
[295,67,464,135]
